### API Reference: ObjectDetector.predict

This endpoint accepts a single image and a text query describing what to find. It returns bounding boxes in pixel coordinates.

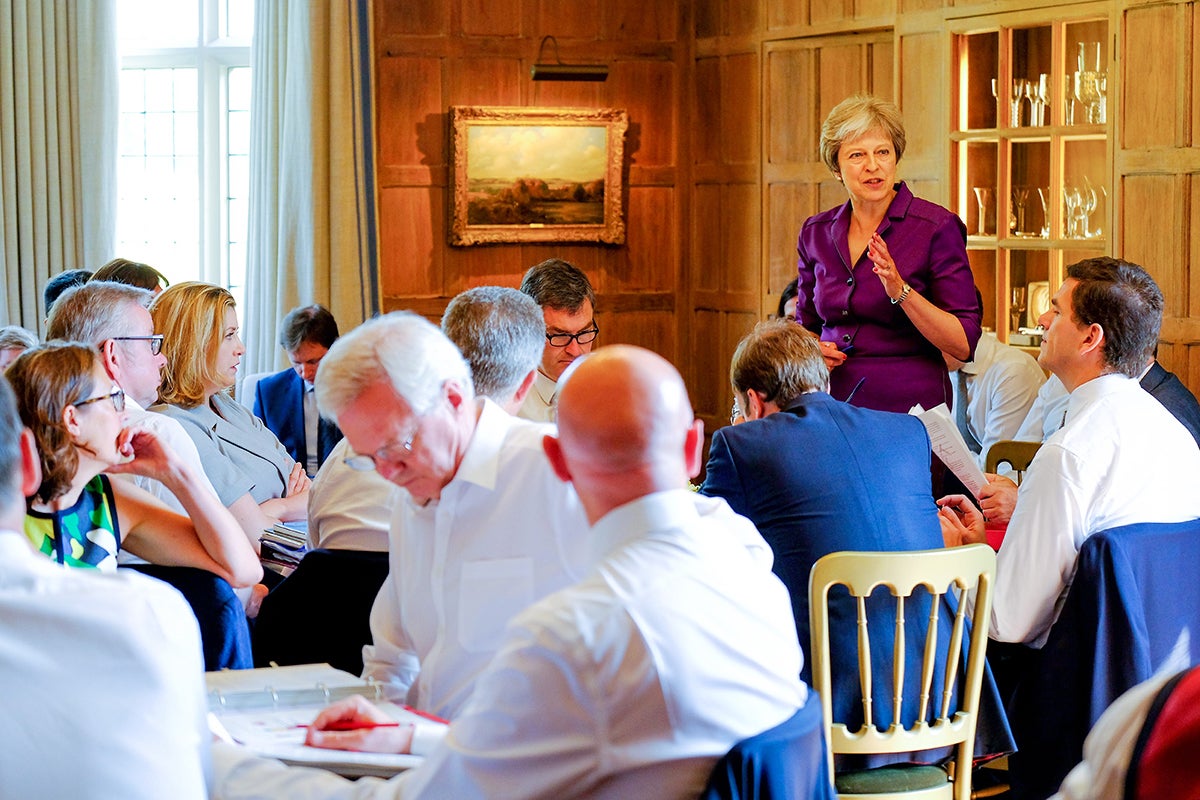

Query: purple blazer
[796,181,982,414]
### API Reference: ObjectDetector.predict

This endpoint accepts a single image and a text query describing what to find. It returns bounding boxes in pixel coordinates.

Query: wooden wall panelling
[458,0,522,36]
[533,0,605,39]
[378,188,443,300]
[1120,3,1184,150]
[898,31,949,201]
[1122,174,1186,315]
[812,0,855,27]
[376,0,450,36]
[767,0,808,31]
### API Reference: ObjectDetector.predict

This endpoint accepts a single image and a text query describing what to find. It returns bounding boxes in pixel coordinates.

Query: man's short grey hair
[46,281,155,343]
[315,311,474,425]
[0,325,38,351]
[441,287,544,401]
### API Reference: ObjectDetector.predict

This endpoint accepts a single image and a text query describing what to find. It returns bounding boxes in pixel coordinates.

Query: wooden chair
[809,544,996,800]
[983,440,1041,484]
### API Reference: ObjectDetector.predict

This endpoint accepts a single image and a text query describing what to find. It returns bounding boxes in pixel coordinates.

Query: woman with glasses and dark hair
[6,341,261,585]
[151,282,310,530]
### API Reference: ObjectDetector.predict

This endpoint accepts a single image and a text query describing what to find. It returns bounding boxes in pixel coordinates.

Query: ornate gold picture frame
[449,106,628,246]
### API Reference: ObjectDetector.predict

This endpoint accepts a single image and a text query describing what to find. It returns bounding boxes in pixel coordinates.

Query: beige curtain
[0,0,117,330]
[243,0,380,374]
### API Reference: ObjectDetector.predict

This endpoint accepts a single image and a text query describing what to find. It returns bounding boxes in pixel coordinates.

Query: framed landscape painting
[449,106,629,246]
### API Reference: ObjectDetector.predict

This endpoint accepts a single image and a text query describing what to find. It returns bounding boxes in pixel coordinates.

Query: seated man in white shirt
[303,286,548,554]
[211,345,810,800]
[517,258,598,422]
[0,374,211,800]
[310,312,591,719]
[939,257,1200,648]
[945,330,1046,470]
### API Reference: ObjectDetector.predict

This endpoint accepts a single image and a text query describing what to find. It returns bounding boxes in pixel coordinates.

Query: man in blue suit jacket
[254,305,343,476]
[700,318,1013,764]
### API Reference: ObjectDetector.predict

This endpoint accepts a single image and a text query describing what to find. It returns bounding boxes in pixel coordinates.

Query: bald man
[211,346,810,800]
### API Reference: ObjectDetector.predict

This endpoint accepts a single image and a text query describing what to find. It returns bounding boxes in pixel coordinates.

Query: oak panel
[606,0,678,41]
[611,60,677,168]
[818,43,867,119]
[379,187,442,297]
[694,57,722,164]
[375,0,448,36]
[766,46,818,164]
[1121,4,1183,150]
[445,57,524,105]
[768,0,806,30]
[535,0,604,39]
[692,184,723,293]
[724,182,762,294]
[898,31,945,168]
[723,53,761,164]
[612,186,677,293]
[375,57,443,168]
[1121,174,1186,318]
[459,0,521,36]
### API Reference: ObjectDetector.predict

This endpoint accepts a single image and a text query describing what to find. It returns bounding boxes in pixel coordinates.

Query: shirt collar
[1064,371,1137,426]
[450,397,520,493]
[589,489,700,563]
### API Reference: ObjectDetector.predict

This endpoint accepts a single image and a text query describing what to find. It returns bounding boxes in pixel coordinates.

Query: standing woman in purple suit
[796,94,981,414]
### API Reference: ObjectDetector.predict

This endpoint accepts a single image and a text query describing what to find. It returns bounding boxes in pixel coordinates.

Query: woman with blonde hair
[8,342,261,585]
[796,94,980,415]
[151,282,310,529]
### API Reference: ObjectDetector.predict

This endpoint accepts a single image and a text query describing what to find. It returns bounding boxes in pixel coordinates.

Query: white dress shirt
[949,332,1046,469]
[516,370,558,422]
[210,490,808,800]
[0,533,211,799]
[362,399,590,718]
[1015,373,1071,442]
[993,374,1200,646]
[306,438,396,552]
[115,397,219,565]
[304,381,320,476]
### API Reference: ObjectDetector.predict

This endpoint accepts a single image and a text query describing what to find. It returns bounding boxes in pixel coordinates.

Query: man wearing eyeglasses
[517,258,598,422]
[47,280,259,670]
[314,311,590,720]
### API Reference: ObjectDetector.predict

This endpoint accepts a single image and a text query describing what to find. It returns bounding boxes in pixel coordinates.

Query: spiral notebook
[206,663,446,778]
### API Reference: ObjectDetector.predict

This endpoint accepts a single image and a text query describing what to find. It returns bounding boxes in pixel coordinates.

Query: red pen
[295,721,403,731]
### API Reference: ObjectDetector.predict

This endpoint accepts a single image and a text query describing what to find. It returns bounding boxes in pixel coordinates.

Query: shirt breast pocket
[458,557,535,653]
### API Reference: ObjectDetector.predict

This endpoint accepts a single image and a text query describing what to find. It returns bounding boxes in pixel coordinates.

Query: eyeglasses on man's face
[344,423,419,472]
[75,386,126,413]
[545,326,599,348]
[111,335,164,356]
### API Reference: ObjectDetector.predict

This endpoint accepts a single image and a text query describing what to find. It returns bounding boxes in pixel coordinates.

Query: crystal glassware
[1009,79,1026,127]
[1037,187,1051,238]
[1012,186,1031,236]
[1064,185,1082,239]
[1011,286,1028,334]
[972,187,993,236]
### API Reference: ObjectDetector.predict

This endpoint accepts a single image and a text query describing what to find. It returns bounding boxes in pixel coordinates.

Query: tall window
[116,0,252,307]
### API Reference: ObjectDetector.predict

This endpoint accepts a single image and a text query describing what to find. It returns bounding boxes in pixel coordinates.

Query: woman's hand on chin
[106,425,176,478]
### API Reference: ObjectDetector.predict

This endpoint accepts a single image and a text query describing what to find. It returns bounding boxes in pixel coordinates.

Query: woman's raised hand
[867,232,906,300]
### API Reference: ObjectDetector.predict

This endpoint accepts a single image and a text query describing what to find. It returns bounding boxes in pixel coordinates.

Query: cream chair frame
[808,544,996,800]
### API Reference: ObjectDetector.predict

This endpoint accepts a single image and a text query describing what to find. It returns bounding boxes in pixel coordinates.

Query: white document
[206,664,444,778]
[909,403,988,499]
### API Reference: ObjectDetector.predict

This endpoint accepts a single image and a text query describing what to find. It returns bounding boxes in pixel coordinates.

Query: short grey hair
[441,286,544,401]
[0,325,38,351]
[46,281,155,344]
[315,311,474,425]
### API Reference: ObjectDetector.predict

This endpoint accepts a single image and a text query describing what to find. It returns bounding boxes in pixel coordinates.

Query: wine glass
[1023,79,1039,126]
[1035,74,1050,125]
[972,187,993,236]
[1012,186,1031,236]
[1079,177,1098,238]
[1064,185,1082,239]
[1037,187,1051,238]
[1011,287,1028,335]
[1009,78,1026,127]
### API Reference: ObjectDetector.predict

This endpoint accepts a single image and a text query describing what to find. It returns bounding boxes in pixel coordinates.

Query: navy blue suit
[1141,361,1200,449]
[701,392,1013,762]
[252,369,342,472]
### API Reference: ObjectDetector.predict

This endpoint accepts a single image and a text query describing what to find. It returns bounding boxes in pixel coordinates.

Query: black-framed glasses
[75,386,126,413]
[546,326,599,348]
[111,335,164,356]
[344,426,418,472]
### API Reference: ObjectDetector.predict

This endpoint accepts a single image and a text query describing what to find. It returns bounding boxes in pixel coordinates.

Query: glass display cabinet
[952,11,1112,347]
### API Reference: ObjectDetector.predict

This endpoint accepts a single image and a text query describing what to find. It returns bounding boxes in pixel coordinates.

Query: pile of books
[260,522,308,575]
